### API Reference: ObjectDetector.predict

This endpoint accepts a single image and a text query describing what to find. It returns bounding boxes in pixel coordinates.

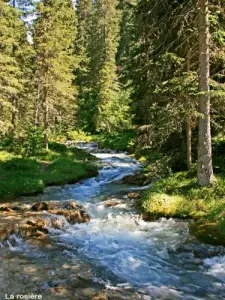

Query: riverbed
[0,144,225,300]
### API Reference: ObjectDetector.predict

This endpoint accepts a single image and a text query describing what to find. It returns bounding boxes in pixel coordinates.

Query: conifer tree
[89,0,123,133]
[34,0,76,150]
[0,0,24,132]
[75,0,93,130]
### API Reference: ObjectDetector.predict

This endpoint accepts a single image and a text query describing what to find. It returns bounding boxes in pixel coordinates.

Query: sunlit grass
[0,142,98,200]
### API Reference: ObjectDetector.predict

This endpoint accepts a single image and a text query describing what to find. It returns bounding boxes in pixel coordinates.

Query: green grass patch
[141,169,225,245]
[0,142,98,200]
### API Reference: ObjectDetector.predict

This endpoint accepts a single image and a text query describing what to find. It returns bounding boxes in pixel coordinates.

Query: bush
[0,126,44,157]
[49,142,68,153]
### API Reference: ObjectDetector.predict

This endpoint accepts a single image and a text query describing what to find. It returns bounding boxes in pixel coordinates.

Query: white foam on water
[204,256,225,282]
[57,216,189,289]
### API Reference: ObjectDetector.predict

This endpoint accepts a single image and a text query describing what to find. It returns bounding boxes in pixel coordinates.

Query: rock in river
[31,202,49,211]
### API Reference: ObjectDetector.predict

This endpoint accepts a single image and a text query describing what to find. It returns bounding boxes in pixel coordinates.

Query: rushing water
[1,143,225,300]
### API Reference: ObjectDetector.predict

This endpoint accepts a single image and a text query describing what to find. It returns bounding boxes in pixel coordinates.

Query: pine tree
[0,0,24,132]
[75,0,93,130]
[89,0,123,133]
[34,0,77,150]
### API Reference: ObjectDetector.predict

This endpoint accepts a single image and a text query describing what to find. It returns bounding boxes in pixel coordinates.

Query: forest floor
[0,142,98,201]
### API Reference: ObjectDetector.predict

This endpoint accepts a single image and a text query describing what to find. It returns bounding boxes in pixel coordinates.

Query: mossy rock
[190,221,225,246]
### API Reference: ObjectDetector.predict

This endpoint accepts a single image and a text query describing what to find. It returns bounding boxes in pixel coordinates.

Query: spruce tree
[0,0,24,132]
[34,0,76,150]
[89,0,122,133]
[75,0,93,130]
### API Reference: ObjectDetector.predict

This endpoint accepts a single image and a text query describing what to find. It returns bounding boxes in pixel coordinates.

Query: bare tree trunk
[186,116,192,169]
[44,104,49,151]
[186,50,192,169]
[197,0,214,186]
[43,88,49,151]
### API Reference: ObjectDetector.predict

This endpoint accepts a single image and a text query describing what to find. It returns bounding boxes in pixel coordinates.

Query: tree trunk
[197,0,214,186]
[186,51,192,169]
[186,116,192,170]
[43,90,49,151]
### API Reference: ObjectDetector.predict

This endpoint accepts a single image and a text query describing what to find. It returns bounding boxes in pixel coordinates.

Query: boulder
[104,200,120,207]
[31,202,49,211]
[48,209,90,224]
[121,173,145,185]
[0,206,13,212]
[27,218,46,228]
[64,201,78,209]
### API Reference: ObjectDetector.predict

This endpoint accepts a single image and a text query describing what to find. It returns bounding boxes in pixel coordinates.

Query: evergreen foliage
[0,0,225,189]
[34,0,77,149]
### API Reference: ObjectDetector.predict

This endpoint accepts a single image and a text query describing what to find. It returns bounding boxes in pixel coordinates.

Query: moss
[0,142,98,200]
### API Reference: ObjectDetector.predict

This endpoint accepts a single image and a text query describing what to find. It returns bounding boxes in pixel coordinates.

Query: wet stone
[127,192,141,199]
[32,202,49,211]
[48,208,90,224]
[64,201,78,209]
[27,218,47,228]
[92,292,108,300]
[141,212,151,221]
[104,200,120,207]
[0,206,13,212]
[11,206,23,211]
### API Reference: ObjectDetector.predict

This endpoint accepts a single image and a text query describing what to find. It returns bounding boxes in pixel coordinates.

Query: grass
[141,169,225,245]
[0,142,98,200]
[141,136,225,246]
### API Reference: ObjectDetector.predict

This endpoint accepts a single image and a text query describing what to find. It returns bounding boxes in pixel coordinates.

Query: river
[0,143,225,300]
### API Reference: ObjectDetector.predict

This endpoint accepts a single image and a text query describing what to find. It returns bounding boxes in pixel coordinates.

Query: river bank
[0,142,98,201]
[139,168,225,246]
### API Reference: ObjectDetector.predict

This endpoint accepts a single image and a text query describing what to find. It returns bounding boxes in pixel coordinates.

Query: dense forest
[1,0,225,185]
[1,0,225,236]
